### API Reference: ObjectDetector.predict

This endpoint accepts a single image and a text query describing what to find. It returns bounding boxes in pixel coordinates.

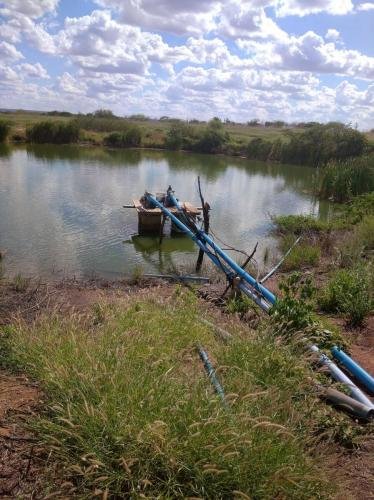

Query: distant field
[0,111,295,146]
[1,110,373,149]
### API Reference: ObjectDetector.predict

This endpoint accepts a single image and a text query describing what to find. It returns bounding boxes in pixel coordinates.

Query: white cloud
[17,62,50,79]
[325,29,340,41]
[0,10,56,53]
[55,10,193,75]
[0,41,23,60]
[274,0,354,17]
[218,3,288,41]
[93,0,356,36]
[58,72,87,94]
[0,63,19,83]
[356,2,374,11]
[0,0,58,19]
[93,0,220,35]
[239,31,374,80]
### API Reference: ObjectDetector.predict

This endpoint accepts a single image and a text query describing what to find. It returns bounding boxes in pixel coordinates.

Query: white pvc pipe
[310,345,374,408]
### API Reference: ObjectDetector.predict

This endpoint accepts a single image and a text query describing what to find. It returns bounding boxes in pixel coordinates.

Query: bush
[319,266,372,326]
[270,273,315,335]
[26,121,79,144]
[123,126,142,147]
[165,122,196,150]
[333,192,374,227]
[280,123,367,166]
[103,131,123,147]
[0,120,10,142]
[318,155,374,202]
[274,214,328,234]
[246,138,272,161]
[104,126,142,148]
[194,118,228,154]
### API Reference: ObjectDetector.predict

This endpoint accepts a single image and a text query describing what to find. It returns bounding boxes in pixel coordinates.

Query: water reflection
[0,144,10,158]
[0,145,330,279]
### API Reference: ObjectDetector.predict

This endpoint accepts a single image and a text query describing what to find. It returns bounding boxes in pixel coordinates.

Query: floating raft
[132,198,201,234]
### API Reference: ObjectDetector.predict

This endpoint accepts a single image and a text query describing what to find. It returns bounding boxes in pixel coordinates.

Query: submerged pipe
[310,345,374,408]
[197,344,228,407]
[331,346,374,395]
[321,386,374,420]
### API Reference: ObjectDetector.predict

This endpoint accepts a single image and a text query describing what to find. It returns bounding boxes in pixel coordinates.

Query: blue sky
[0,0,373,128]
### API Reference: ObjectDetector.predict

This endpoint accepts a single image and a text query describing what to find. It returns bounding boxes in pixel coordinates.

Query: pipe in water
[331,346,374,395]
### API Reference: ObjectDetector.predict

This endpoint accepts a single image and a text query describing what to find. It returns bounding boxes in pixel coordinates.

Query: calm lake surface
[0,144,330,279]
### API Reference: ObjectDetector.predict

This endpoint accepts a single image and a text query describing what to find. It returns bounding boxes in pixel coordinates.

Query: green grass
[282,243,320,271]
[339,215,374,266]
[0,289,333,498]
[273,214,329,235]
[319,266,373,326]
[276,235,321,271]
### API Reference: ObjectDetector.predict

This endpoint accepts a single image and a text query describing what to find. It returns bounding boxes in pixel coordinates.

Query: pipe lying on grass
[260,236,302,284]
[201,318,232,343]
[331,346,374,395]
[143,274,210,283]
[310,345,374,408]
[320,386,374,420]
[197,344,228,408]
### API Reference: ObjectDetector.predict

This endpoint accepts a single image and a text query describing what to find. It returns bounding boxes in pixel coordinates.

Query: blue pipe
[197,344,228,407]
[168,191,182,210]
[331,346,374,395]
[145,193,235,279]
[145,192,275,309]
[310,345,374,408]
[200,232,276,305]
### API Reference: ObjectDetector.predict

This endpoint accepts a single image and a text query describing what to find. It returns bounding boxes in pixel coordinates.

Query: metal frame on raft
[143,187,374,417]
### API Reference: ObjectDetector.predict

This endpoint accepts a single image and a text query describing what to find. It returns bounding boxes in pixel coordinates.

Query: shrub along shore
[1,110,373,203]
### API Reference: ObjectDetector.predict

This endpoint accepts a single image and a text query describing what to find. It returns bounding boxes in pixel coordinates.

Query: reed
[318,155,374,202]
[26,121,79,144]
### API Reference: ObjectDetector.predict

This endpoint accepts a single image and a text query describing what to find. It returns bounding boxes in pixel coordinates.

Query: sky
[0,0,373,129]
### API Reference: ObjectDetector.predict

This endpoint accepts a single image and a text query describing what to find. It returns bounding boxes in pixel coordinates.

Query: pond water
[0,144,330,279]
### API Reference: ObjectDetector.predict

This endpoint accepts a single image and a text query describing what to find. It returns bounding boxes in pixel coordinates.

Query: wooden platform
[133,200,201,216]
[133,199,201,234]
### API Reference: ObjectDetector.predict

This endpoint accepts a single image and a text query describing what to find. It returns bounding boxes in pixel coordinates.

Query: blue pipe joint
[331,346,374,395]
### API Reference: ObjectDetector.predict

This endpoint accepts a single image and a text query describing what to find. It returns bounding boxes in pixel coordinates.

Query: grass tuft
[0,290,333,498]
[273,214,329,235]
[279,235,321,271]
[319,266,373,326]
